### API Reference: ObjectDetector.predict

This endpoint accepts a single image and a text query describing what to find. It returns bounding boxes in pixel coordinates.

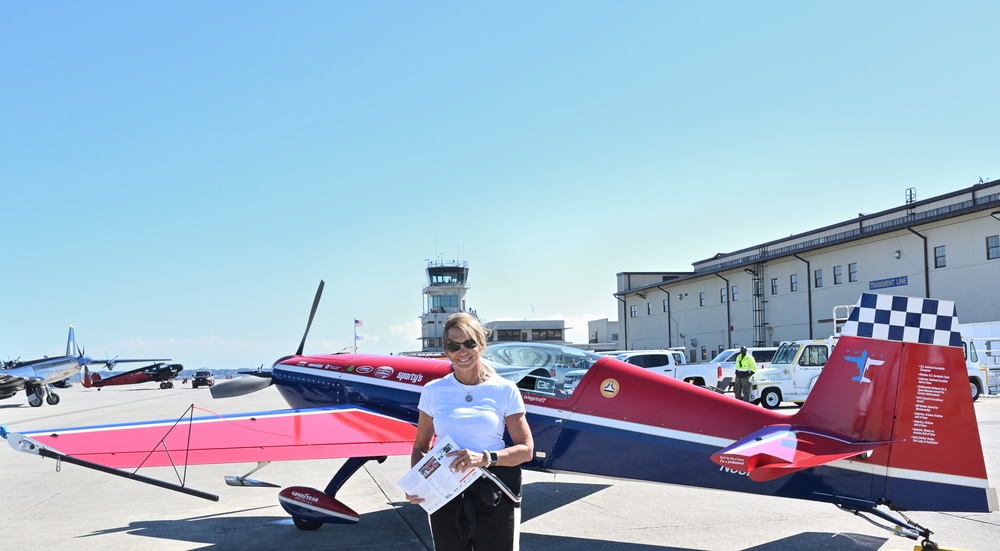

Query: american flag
[354,319,364,327]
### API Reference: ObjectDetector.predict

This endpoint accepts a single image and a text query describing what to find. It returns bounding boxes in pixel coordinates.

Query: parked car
[710,347,779,389]
[192,370,215,388]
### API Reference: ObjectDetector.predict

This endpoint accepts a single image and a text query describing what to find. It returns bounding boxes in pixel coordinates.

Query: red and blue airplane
[82,362,184,390]
[2,283,995,550]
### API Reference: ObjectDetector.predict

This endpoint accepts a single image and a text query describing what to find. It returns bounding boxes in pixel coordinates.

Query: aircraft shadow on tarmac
[77,481,888,551]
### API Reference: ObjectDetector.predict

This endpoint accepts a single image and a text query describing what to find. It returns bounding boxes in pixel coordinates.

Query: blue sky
[2,2,997,369]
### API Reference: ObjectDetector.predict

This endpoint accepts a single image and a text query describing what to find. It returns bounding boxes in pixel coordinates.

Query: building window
[814,269,823,288]
[934,246,946,268]
[630,305,638,318]
[790,274,798,292]
[647,302,653,315]
[611,333,619,341]
[720,288,727,303]
[532,329,563,341]
[833,265,843,285]
[988,235,999,260]
[771,278,778,295]
[732,286,739,302]
[699,292,706,306]
[849,263,858,282]
[662,299,668,312]
[496,330,520,342]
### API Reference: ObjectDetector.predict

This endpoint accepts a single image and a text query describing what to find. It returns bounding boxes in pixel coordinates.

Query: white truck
[749,337,838,409]
[610,350,722,388]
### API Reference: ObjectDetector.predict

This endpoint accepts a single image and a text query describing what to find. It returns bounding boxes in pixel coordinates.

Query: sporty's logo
[845,349,883,383]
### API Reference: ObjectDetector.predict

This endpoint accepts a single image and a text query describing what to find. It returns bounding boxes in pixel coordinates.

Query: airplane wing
[710,424,890,482]
[4,405,416,470]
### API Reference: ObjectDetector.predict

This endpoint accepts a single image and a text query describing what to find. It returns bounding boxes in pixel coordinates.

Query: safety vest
[735,353,757,372]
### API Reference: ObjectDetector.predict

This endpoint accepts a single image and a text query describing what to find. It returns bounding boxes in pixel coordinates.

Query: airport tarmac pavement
[1,383,997,551]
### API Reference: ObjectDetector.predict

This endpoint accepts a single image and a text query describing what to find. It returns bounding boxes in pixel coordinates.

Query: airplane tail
[66,326,78,357]
[792,293,996,512]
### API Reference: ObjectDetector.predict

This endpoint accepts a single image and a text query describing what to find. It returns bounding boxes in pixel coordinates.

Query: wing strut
[38,445,219,501]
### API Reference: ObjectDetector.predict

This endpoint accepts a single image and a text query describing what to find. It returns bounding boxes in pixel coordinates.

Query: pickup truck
[606,350,722,388]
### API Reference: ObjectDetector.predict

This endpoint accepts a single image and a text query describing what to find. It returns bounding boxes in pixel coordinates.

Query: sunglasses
[445,339,479,353]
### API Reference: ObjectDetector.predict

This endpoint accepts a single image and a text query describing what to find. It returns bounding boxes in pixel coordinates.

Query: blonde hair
[443,312,489,348]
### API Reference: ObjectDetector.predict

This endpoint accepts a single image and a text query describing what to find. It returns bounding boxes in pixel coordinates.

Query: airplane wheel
[159,382,167,389]
[760,388,782,409]
[46,392,60,405]
[292,517,322,531]
[29,397,43,407]
[920,540,939,551]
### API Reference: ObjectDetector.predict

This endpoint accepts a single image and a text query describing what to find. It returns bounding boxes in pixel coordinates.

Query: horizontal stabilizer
[711,424,889,482]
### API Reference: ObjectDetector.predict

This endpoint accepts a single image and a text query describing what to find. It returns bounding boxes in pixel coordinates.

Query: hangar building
[615,179,1000,363]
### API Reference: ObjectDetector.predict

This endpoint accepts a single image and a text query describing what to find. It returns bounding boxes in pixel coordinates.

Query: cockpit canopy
[482,342,602,398]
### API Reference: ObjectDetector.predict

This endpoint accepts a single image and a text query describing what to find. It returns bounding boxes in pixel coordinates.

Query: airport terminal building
[616,179,1000,363]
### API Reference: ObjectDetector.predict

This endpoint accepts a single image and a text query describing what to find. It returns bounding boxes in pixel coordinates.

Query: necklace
[457,370,489,402]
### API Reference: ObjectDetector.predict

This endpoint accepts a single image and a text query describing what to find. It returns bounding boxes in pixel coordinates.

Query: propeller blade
[295,280,325,357]
[210,374,273,399]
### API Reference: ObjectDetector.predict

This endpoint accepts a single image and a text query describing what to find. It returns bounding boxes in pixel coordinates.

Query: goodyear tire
[760,388,782,409]
[292,517,322,531]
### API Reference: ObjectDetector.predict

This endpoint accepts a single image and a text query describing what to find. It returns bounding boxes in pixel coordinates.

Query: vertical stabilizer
[793,293,995,512]
[66,326,77,357]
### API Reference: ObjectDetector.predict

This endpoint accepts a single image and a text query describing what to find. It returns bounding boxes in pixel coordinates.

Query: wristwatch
[484,450,498,468]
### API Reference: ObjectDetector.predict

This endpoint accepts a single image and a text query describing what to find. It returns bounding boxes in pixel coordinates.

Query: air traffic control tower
[420,259,475,353]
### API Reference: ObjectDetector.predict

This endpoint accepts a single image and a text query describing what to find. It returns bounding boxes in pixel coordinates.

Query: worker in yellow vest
[733,347,758,402]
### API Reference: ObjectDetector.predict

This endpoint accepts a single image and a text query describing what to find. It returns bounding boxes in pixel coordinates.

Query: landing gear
[26,385,44,407]
[159,381,174,389]
[279,456,388,530]
[46,391,60,405]
[837,504,938,551]
[292,517,322,531]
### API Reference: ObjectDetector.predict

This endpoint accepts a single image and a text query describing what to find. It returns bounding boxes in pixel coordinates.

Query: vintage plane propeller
[211,280,325,400]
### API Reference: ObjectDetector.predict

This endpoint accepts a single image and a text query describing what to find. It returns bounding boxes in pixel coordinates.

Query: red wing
[11,406,416,469]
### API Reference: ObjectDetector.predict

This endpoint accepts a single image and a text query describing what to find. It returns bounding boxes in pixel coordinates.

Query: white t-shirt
[418,370,526,453]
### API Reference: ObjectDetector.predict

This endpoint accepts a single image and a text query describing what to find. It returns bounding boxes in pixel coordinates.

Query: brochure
[397,435,482,514]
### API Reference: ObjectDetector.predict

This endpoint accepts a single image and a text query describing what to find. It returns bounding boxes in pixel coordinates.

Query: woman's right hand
[405,493,424,505]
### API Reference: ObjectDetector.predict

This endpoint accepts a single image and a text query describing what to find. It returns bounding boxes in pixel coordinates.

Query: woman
[407,312,533,550]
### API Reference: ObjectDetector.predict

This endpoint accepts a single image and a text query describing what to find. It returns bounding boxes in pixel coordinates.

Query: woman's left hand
[446,448,486,473]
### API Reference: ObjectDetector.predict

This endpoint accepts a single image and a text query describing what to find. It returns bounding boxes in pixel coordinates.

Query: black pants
[429,466,521,551]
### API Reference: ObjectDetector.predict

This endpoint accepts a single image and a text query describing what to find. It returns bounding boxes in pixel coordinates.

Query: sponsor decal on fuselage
[396,372,424,384]
[374,366,394,379]
[600,378,620,398]
[522,393,548,404]
[355,365,374,375]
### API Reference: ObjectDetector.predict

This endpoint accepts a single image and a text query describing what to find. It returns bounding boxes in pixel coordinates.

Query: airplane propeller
[211,280,325,400]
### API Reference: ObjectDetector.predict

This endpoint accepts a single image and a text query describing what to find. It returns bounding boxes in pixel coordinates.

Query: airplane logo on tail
[845,349,883,383]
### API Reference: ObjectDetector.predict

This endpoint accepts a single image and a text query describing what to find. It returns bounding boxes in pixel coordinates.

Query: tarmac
[1,382,997,551]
